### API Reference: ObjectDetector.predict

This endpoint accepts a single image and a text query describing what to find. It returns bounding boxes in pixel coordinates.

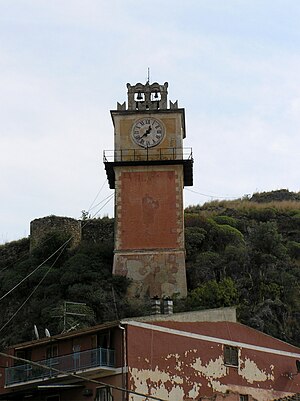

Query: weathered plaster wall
[112,111,184,154]
[114,165,184,251]
[113,250,187,298]
[113,164,186,298]
[126,323,300,401]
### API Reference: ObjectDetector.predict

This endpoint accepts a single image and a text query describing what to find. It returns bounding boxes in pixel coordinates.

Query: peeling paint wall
[113,165,187,298]
[126,323,300,401]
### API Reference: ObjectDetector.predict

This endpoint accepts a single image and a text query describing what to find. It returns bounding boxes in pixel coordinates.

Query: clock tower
[104,81,193,298]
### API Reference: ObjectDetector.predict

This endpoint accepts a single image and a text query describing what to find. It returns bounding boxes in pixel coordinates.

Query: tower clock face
[131,117,165,148]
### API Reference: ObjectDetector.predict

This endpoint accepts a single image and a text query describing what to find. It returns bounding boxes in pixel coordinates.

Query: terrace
[103,147,193,188]
[5,347,115,387]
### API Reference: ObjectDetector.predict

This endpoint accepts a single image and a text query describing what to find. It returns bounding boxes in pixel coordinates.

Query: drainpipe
[119,324,127,401]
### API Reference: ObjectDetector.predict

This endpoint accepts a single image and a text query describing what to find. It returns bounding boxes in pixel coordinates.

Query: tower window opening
[134,92,145,101]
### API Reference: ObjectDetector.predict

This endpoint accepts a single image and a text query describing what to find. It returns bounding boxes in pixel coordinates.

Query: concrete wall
[122,306,237,324]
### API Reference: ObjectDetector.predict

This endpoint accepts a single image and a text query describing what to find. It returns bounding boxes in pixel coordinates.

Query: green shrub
[187,277,238,309]
[212,215,238,228]
[287,241,300,259]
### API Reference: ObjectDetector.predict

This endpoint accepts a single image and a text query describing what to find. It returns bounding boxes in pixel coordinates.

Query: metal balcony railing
[5,347,115,387]
[103,147,193,163]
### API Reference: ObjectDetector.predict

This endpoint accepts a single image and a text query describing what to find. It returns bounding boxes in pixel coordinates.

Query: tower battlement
[116,81,178,111]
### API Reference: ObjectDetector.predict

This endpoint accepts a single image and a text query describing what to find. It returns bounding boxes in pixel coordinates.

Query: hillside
[184,190,300,345]
[0,189,300,348]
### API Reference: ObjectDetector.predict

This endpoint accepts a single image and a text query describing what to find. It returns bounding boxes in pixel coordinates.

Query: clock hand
[141,126,152,138]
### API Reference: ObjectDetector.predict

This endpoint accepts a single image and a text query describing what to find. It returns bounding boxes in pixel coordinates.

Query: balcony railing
[5,347,115,387]
[103,147,193,163]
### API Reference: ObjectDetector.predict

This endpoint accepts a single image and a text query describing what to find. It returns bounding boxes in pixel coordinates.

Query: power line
[0,192,114,304]
[89,194,114,219]
[0,237,72,302]
[2,182,110,274]
[0,230,71,275]
[185,187,241,200]
[0,351,168,401]
[0,242,68,333]
[87,193,114,214]
[0,192,114,332]
[86,179,108,212]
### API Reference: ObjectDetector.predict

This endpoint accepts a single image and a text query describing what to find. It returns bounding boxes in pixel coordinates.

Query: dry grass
[197,199,300,214]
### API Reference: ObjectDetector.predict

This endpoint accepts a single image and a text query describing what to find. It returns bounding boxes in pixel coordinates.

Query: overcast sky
[1,1,299,243]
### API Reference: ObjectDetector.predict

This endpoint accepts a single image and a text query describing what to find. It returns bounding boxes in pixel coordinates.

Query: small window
[96,387,113,401]
[14,349,32,366]
[98,330,113,349]
[224,345,238,367]
[46,344,58,359]
[240,395,249,401]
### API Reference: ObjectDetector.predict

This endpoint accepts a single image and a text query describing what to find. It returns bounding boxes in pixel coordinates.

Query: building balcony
[5,347,115,387]
[103,147,193,188]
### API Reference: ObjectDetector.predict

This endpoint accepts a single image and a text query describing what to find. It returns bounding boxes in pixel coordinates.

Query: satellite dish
[34,325,40,340]
[45,328,51,337]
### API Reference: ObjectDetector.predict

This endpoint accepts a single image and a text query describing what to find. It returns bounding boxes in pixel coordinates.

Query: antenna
[61,301,90,333]
[34,324,40,340]
[67,323,80,333]
[147,67,150,84]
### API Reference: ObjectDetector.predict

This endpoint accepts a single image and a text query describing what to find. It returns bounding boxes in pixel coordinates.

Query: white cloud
[0,1,299,242]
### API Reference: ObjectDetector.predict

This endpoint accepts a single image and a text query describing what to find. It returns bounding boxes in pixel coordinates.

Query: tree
[187,278,238,309]
[185,226,206,261]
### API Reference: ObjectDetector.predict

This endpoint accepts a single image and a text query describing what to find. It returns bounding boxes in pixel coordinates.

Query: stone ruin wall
[30,216,82,251]
[81,218,114,243]
[29,216,114,251]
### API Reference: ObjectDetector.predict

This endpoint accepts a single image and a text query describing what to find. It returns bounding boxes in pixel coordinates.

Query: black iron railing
[103,147,193,163]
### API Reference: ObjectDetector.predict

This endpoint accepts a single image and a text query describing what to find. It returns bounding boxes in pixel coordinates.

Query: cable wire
[0,231,70,275]
[185,187,241,200]
[0,237,72,302]
[0,191,114,332]
[86,193,114,214]
[0,351,168,401]
[86,179,108,212]
[88,193,114,220]
[0,192,113,303]
[0,242,68,333]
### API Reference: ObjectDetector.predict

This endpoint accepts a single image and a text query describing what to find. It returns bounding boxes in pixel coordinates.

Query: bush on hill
[0,190,299,347]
